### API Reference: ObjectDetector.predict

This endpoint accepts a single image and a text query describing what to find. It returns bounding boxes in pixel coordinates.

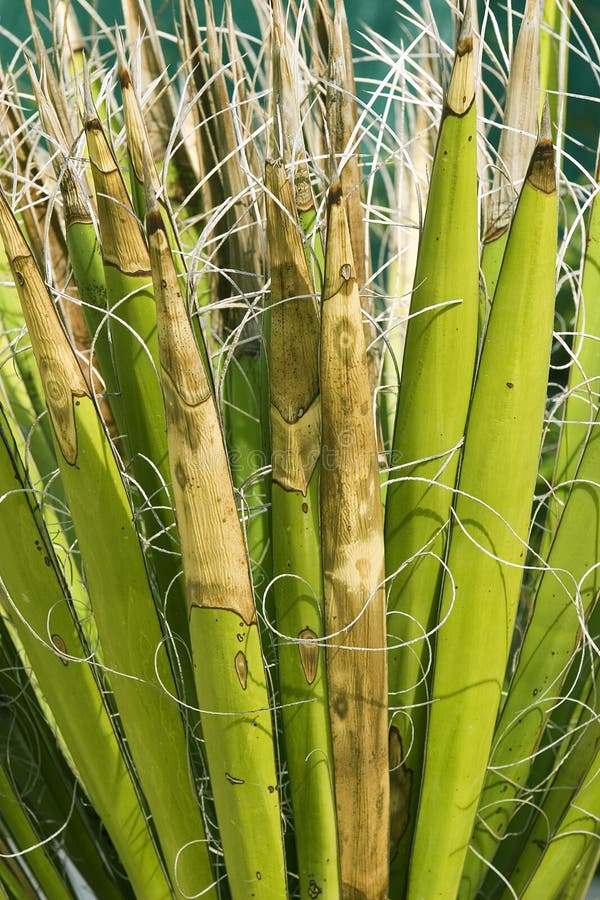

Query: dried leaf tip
[270,0,284,36]
[203,0,219,46]
[446,0,474,116]
[27,60,67,156]
[524,0,541,25]
[457,0,474,55]
[333,0,349,29]
[314,0,332,64]
[24,0,47,63]
[24,56,43,103]
[82,54,100,128]
[527,99,555,194]
[115,30,132,88]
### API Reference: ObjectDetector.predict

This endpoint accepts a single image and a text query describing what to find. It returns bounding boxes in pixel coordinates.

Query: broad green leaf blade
[482,0,541,308]
[222,350,272,610]
[381,81,433,450]
[463,407,600,893]
[146,201,288,900]
[0,763,71,900]
[409,113,558,900]
[320,183,389,899]
[52,405,214,900]
[384,8,479,888]
[0,248,55,472]
[546,147,600,536]
[0,408,166,899]
[0,848,34,900]
[0,298,57,491]
[558,843,600,900]
[0,615,128,900]
[501,682,600,899]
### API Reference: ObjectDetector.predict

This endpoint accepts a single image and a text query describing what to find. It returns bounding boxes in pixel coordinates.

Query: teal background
[0,1,597,164]
[1,1,597,66]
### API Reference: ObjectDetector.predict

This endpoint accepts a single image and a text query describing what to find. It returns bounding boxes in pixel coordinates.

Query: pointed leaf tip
[527,101,555,194]
[540,96,553,143]
[458,0,473,46]
[446,1,475,115]
[525,0,541,23]
[270,0,284,34]
[115,31,131,86]
[82,55,100,126]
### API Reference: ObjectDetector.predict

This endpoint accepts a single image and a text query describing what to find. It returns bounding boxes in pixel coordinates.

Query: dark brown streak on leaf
[527,140,556,194]
[389,726,413,861]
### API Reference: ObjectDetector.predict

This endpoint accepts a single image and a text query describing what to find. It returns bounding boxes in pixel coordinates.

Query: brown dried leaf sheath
[320,184,389,899]
[0,192,88,465]
[84,118,150,276]
[265,160,320,494]
[147,210,255,624]
[329,1,366,290]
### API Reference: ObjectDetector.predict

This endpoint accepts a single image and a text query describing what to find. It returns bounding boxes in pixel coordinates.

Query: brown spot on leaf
[328,182,343,206]
[355,558,369,578]
[145,209,163,236]
[235,651,248,690]
[298,628,319,684]
[389,726,413,860]
[118,67,132,89]
[51,634,69,665]
[174,461,187,489]
[527,140,556,194]
[457,35,473,57]
[333,694,348,719]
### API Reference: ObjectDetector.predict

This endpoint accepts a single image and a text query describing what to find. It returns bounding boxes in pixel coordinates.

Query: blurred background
[0,1,598,159]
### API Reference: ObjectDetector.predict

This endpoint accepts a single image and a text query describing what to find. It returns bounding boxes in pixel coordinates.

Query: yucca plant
[0,0,598,897]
